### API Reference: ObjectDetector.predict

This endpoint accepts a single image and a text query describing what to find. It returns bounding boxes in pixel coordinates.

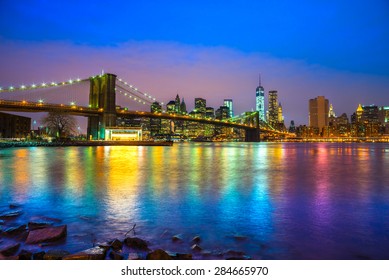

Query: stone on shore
[172,234,183,242]
[124,237,149,251]
[0,220,5,225]
[32,251,46,260]
[28,220,54,230]
[26,225,67,244]
[43,250,70,260]
[109,250,124,260]
[191,244,202,252]
[18,250,33,260]
[192,236,201,243]
[0,242,20,256]
[110,239,123,251]
[0,210,23,219]
[4,224,27,236]
[146,249,173,260]
[175,253,193,260]
[127,252,141,260]
[63,246,107,260]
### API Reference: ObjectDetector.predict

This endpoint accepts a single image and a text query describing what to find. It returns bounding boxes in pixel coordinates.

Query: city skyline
[0,0,389,126]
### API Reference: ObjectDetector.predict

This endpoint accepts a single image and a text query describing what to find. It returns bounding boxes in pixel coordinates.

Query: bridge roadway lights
[245,128,260,142]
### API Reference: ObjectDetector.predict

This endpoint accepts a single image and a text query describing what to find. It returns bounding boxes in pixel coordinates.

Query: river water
[1,142,389,259]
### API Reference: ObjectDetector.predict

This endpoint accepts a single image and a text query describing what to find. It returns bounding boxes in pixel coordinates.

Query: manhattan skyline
[0,0,388,126]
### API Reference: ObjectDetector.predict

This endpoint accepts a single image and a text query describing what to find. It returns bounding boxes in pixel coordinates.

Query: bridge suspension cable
[116,77,164,106]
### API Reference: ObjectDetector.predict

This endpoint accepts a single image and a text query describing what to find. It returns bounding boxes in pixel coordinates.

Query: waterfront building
[215,105,230,120]
[329,104,336,118]
[175,94,181,113]
[206,107,215,119]
[224,99,233,118]
[256,75,265,121]
[0,112,31,138]
[194,98,206,117]
[268,90,278,127]
[309,96,329,131]
[166,100,176,113]
[180,98,187,114]
[356,104,363,122]
[150,102,162,136]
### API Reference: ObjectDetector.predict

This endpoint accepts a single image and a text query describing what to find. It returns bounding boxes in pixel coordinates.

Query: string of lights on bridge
[0,78,88,93]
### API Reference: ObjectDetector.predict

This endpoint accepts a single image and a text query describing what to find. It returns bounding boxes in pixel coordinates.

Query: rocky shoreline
[0,205,251,260]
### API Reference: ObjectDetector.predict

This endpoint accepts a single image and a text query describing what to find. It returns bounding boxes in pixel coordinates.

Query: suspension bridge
[0,73,289,142]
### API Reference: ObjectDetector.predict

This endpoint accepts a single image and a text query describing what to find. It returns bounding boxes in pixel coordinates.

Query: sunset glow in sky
[1,0,388,126]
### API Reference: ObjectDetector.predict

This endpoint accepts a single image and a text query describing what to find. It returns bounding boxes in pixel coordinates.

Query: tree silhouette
[41,112,77,138]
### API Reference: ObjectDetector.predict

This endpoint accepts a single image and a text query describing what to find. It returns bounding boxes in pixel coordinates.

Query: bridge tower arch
[87,73,117,140]
[244,111,260,142]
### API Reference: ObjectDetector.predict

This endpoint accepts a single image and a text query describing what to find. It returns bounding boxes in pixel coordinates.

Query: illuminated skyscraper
[223,99,233,118]
[268,90,278,127]
[309,96,329,130]
[195,98,206,117]
[255,75,265,121]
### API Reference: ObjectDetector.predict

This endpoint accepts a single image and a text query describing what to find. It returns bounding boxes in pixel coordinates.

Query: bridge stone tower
[244,111,260,142]
[87,73,117,140]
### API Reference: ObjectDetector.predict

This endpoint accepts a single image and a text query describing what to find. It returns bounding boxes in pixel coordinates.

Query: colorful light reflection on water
[1,143,389,259]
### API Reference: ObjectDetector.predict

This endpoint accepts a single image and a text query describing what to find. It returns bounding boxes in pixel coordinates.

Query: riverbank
[0,140,173,148]
[0,205,250,260]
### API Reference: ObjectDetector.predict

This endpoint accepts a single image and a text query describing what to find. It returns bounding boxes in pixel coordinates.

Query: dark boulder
[43,250,70,260]
[18,250,33,260]
[26,225,67,244]
[0,210,23,219]
[0,241,20,256]
[192,236,201,243]
[124,237,149,251]
[28,220,53,230]
[191,244,202,252]
[3,224,27,236]
[109,250,124,260]
[110,239,123,251]
[146,249,173,260]
[127,253,141,260]
[32,251,46,260]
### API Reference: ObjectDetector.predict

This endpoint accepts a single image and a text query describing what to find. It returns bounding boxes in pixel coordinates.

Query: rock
[233,235,248,241]
[124,237,149,251]
[43,250,70,260]
[0,242,20,256]
[9,204,22,209]
[109,251,124,260]
[110,239,123,251]
[192,235,201,243]
[32,251,46,260]
[146,249,173,260]
[225,250,245,257]
[191,244,202,252]
[18,250,33,260]
[175,253,193,260]
[96,242,111,251]
[28,220,54,230]
[0,210,23,219]
[0,253,19,260]
[127,253,141,260]
[26,225,67,244]
[30,216,62,223]
[172,234,183,242]
[63,246,107,260]
[0,220,5,225]
[4,224,27,236]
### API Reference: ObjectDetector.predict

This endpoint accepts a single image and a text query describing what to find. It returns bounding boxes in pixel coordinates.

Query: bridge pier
[87,73,117,140]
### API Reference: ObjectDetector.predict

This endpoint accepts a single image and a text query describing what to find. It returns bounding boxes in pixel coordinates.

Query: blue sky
[0,0,388,126]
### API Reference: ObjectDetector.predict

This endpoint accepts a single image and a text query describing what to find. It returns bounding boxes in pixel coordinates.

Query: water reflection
[1,143,389,259]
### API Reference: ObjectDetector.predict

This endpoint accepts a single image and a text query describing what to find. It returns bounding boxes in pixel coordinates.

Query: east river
[1,142,389,259]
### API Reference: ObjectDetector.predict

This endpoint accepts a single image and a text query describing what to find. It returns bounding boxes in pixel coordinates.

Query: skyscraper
[223,99,233,118]
[268,90,278,127]
[175,94,181,113]
[309,96,329,130]
[195,98,206,117]
[255,75,265,121]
